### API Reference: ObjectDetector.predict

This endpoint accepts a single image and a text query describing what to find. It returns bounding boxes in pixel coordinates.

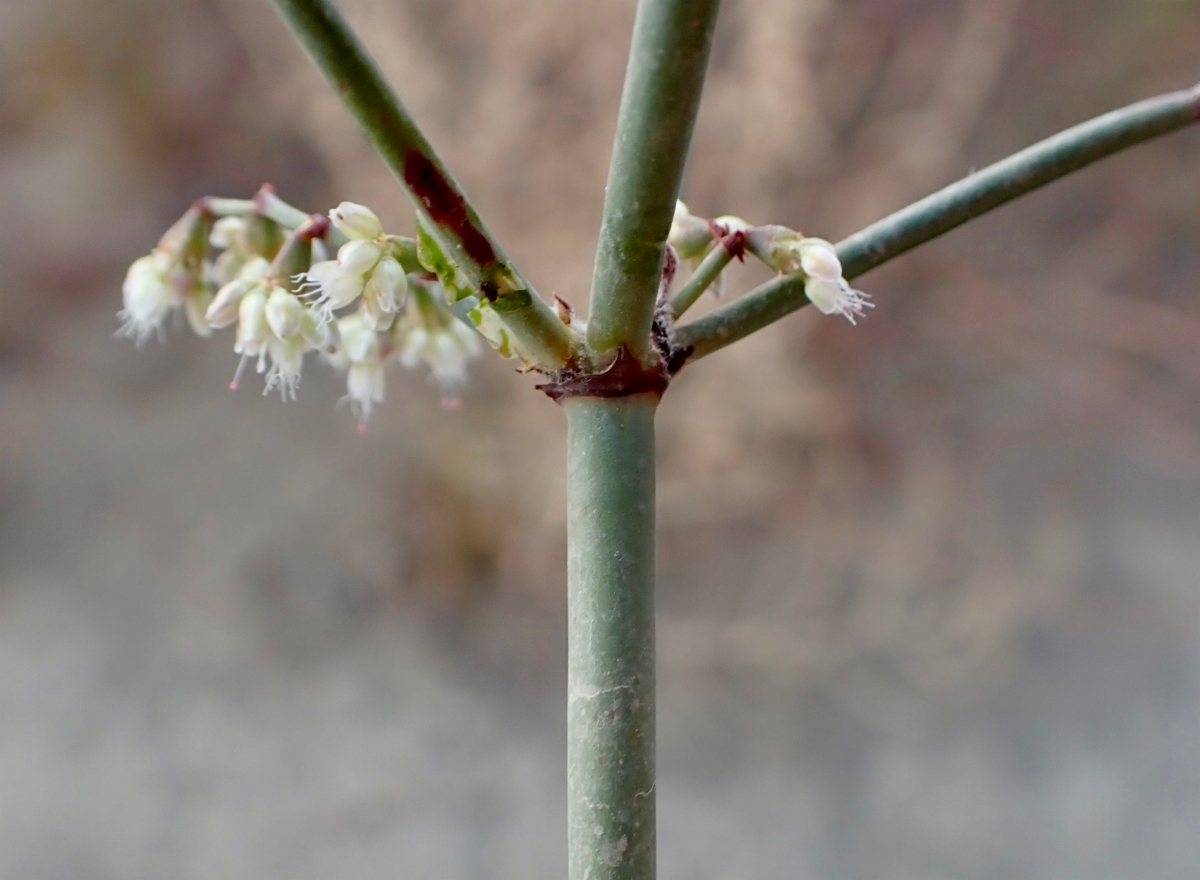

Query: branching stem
[675,84,1200,361]
[266,0,573,370]
[669,235,738,319]
[587,0,721,362]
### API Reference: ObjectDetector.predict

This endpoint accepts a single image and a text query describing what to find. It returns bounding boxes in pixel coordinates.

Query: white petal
[207,279,252,328]
[799,238,842,282]
[368,256,406,311]
[342,319,380,364]
[337,239,382,276]
[265,288,304,340]
[236,289,270,353]
[330,202,383,241]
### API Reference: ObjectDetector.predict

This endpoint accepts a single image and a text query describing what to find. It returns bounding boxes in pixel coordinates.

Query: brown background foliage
[2,0,1200,876]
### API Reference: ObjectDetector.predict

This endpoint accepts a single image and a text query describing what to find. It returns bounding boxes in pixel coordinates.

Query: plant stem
[675,83,1200,361]
[587,0,721,362]
[266,0,573,370]
[669,237,736,319]
[565,394,658,880]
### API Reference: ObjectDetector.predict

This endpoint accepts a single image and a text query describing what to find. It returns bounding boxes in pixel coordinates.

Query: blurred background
[2,0,1200,876]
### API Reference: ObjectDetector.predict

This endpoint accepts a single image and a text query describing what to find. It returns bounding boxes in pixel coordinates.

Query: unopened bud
[669,200,715,260]
[798,238,842,283]
[330,202,384,241]
[265,287,304,340]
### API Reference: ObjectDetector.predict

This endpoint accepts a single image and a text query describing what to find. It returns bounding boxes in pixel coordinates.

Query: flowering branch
[586,0,721,362]
[674,83,1200,361]
[267,0,573,370]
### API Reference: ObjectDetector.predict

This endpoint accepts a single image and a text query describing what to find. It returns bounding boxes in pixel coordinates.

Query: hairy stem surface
[267,0,572,369]
[676,84,1200,360]
[565,394,658,880]
[588,0,721,362]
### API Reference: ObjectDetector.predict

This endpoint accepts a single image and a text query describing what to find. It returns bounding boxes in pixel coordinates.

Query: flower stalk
[669,233,740,319]
[675,84,1200,361]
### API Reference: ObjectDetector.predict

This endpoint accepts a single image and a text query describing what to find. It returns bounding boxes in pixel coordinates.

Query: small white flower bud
[330,202,384,241]
[368,256,405,311]
[265,287,305,340]
[236,288,270,354]
[210,216,246,250]
[798,238,842,282]
[669,200,715,261]
[712,215,751,236]
[207,257,269,328]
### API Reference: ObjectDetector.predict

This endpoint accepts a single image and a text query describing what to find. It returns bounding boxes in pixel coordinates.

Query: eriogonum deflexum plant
[116,0,1200,876]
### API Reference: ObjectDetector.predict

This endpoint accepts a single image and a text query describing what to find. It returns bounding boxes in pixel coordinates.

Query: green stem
[266,0,572,370]
[565,394,658,880]
[675,83,1200,361]
[206,198,257,217]
[669,237,736,319]
[587,0,721,362]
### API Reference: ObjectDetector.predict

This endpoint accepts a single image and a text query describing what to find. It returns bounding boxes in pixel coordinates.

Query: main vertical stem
[565,393,659,880]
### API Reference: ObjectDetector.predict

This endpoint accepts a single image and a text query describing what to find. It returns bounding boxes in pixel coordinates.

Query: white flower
[303,259,365,312]
[668,200,715,261]
[327,313,386,428]
[118,253,180,344]
[230,284,328,399]
[330,201,383,241]
[265,287,304,340]
[804,277,872,324]
[210,216,246,250]
[399,319,481,393]
[797,237,841,282]
[119,251,212,343]
[362,255,405,329]
[299,205,406,319]
[206,257,269,329]
[208,217,250,287]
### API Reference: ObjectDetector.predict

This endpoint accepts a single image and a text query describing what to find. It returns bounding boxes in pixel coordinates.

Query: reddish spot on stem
[722,230,746,262]
[403,151,497,267]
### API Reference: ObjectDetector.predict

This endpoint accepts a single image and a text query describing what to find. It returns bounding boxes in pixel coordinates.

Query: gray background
[2,0,1200,877]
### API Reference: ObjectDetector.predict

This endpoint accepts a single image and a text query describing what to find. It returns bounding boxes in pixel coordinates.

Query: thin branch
[587,0,721,362]
[266,0,573,370]
[675,83,1200,361]
[669,235,739,320]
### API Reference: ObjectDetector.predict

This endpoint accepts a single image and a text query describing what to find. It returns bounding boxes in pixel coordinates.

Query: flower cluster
[668,201,872,324]
[119,199,481,427]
